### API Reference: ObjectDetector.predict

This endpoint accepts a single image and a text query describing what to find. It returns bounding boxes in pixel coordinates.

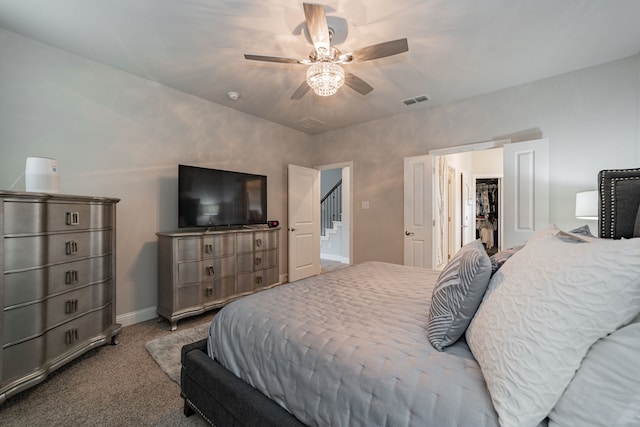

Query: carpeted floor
[145,322,210,384]
[0,313,214,426]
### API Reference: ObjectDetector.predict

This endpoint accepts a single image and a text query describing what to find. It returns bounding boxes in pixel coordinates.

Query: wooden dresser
[156,227,280,330]
[0,191,120,404]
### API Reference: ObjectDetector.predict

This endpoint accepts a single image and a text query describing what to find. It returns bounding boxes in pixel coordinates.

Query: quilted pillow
[427,239,491,351]
[466,235,640,427]
[548,316,640,427]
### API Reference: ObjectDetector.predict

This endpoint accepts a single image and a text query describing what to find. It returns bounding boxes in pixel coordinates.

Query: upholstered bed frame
[180,168,640,427]
[598,168,640,239]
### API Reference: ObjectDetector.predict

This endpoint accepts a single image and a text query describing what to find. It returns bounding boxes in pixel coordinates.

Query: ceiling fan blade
[344,38,409,62]
[291,81,311,100]
[244,54,304,64]
[345,73,374,95]
[303,3,330,52]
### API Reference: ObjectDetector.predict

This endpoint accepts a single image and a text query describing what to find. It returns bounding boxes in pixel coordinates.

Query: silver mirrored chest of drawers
[0,191,120,404]
[156,227,280,330]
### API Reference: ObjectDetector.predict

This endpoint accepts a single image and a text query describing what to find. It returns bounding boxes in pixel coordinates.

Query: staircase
[320,179,346,262]
[321,179,342,237]
[320,220,345,261]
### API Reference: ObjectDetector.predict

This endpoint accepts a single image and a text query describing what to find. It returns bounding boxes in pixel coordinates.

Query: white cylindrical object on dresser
[25,157,60,193]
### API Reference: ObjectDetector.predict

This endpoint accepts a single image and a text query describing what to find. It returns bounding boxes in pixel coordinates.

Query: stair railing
[321,179,342,237]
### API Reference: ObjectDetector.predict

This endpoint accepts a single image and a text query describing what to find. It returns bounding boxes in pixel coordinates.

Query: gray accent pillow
[568,224,595,238]
[489,245,524,276]
[427,239,491,351]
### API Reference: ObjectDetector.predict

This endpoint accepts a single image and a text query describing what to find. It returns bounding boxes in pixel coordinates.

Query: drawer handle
[205,287,213,297]
[206,266,214,276]
[66,211,80,225]
[65,270,79,284]
[256,238,263,247]
[255,257,262,267]
[204,243,213,253]
[65,299,79,314]
[255,275,263,285]
[65,240,79,255]
[66,328,79,345]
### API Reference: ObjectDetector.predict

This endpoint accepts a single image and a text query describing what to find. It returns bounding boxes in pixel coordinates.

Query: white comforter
[208,261,499,427]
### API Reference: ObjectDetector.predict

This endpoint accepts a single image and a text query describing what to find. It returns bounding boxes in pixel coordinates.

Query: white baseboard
[320,253,350,263]
[116,306,158,327]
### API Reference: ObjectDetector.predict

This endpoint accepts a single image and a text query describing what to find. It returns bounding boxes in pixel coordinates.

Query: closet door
[502,139,549,248]
[403,155,435,269]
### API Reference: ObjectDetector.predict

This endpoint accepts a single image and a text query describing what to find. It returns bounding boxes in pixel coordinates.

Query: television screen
[178,165,267,228]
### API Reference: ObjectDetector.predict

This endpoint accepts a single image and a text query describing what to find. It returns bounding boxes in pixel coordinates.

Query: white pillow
[466,235,640,427]
[548,319,640,427]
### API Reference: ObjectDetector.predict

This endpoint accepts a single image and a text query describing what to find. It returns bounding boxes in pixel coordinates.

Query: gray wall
[0,29,316,322]
[314,54,640,264]
[2,26,639,321]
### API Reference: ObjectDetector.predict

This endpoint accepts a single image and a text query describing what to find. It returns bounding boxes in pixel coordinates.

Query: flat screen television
[178,165,267,228]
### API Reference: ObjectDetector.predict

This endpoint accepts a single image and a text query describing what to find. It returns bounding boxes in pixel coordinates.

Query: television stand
[156,227,281,330]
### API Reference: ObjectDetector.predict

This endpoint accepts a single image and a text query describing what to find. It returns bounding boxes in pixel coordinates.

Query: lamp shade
[575,190,598,220]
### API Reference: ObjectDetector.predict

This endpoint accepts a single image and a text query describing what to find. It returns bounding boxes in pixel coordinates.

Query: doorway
[317,162,352,273]
[475,177,500,255]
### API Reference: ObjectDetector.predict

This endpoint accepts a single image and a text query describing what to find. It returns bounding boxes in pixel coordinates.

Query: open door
[502,138,549,248]
[288,164,320,282]
[403,155,435,268]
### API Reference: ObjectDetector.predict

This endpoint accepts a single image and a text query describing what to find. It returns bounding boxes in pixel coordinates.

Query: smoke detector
[227,91,240,101]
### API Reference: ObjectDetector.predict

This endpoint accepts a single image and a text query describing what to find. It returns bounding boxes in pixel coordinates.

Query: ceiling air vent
[293,117,326,132]
[402,94,430,106]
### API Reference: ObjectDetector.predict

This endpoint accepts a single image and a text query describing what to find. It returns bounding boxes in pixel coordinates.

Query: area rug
[145,322,210,384]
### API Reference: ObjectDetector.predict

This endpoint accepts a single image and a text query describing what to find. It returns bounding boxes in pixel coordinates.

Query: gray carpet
[145,323,210,384]
[0,314,214,426]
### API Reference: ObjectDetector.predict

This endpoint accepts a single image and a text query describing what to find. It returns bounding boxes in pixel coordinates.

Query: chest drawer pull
[65,240,79,255]
[204,243,213,253]
[255,238,263,248]
[255,257,262,267]
[65,299,79,314]
[255,275,263,285]
[66,211,80,225]
[206,266,214,276]
[205,287,213,297]
[65,270,79,285]
[65,328,79,345]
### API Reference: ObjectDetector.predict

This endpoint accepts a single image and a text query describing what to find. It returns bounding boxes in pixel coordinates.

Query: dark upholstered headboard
[598,168,640,239]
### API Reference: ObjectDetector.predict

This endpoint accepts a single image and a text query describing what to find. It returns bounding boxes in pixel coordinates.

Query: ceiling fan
[244,3,409,99]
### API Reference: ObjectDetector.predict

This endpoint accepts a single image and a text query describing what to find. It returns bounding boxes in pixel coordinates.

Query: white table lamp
[575,190,598,220]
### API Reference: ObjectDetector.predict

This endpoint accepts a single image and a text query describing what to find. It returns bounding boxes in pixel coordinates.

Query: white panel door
[403,155,434,269]
[502,138,549,248]
[288,164,320,282]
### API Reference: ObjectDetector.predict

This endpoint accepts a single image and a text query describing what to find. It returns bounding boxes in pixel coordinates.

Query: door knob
[405,231,415,236]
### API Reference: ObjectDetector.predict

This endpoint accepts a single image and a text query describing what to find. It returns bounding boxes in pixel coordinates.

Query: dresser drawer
[177,255,235,285]
[237,249,277,273]
[3,201,112,234]
[177,282,200,310]
[4,230,112,271]
[3,255,112,307]
[237,231,277,253]
[201,276,236,306]
[177,234,235,261]
[3,280,112,345]
[45,307,113,363]
[2,335,44,386]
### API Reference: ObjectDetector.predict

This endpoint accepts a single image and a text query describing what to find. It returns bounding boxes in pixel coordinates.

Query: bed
[180,168,640,427]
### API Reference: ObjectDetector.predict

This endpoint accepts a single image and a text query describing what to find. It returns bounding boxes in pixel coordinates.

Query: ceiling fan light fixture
[306,62,345,96]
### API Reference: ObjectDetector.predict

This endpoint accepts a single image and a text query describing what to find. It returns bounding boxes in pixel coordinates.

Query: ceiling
[1,1,640,134]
